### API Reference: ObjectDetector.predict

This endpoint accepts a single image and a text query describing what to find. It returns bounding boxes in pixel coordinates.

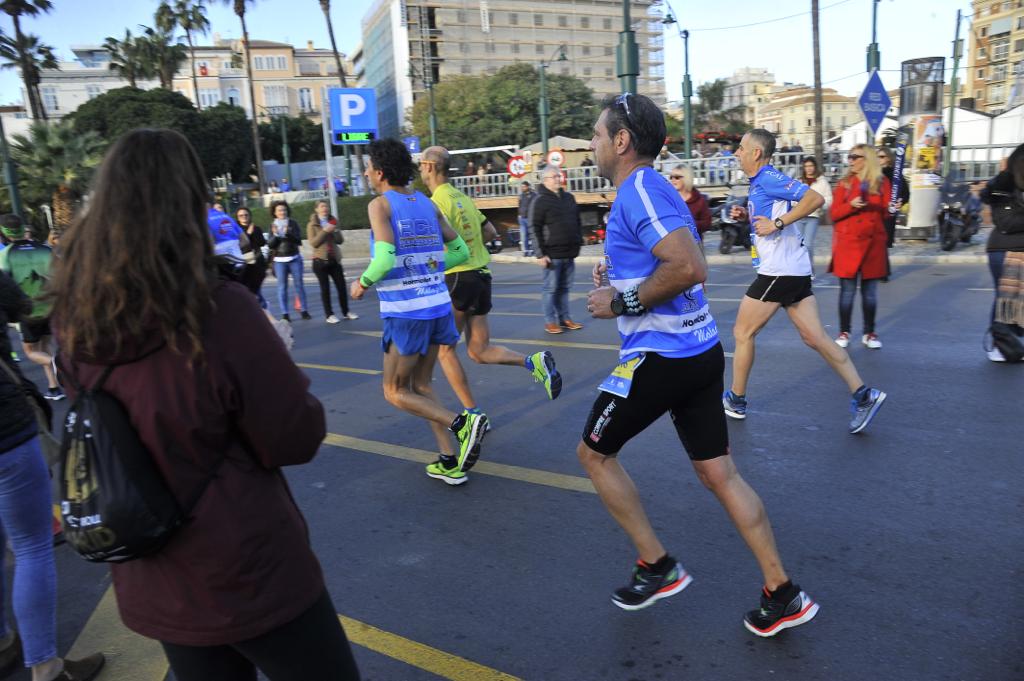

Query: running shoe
[44,386,65,401]
[425,460,468,486]
[987,347,1007,362]
[611,557,692,611]
[301,311,312,320]
[862,333,882,349]
[743,584,819,637]
[10,352,19,363]
[344,312,360,320]
[452,411,488,472]
[835,331,850,348]
[722,390,747,420]
[560,319,584,330]
[325,315,340,324]
[849,388,886,434]
[528,350,562,400]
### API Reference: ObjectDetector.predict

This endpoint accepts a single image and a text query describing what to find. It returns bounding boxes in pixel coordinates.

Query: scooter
[717,188,752,255]
[937,176,982,251]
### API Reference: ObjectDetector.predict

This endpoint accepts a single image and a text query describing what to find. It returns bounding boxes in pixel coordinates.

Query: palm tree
[219,0,265,193]
[319,0,364,182]
[104,29,152,88]
[10,119,104,235]
[0,30,57,120]
[141,25,187,90]
[156,0,210,109]
[0,0,54,119]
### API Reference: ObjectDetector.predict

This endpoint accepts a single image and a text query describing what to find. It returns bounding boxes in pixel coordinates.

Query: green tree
[194,102,253,179]
[156,0,210,109]
[258,115,324,164]
[104,29,153,88]
[218,0,265,192]
[0,30,57,120]
[693,78,747,137]
[0,0,53,119]
[408,63,597,149]
[141,25,187,90]
[10,119,104,234]
[70,87,200,142]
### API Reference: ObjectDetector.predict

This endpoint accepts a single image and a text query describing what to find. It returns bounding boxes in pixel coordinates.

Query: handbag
[0,358,60,466]
[989,190,1024,236]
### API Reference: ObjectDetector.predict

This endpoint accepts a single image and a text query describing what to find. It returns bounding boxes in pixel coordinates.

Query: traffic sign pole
[321,87,338,219]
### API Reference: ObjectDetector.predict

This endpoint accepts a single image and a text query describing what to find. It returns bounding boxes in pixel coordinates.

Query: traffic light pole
[943,10,963,177]
[617,0,639,94]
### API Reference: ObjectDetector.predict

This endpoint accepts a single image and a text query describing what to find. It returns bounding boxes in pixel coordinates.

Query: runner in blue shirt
[581,94,818,637]
[722,129,886,434]
[349,139,487,486]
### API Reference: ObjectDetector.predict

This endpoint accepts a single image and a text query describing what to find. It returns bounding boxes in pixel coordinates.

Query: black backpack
[989,189,1024,236]
[58,358,220,563]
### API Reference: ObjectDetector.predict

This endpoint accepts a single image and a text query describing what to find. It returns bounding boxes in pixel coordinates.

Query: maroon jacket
[684,190,712,235]
[59,282,327,646]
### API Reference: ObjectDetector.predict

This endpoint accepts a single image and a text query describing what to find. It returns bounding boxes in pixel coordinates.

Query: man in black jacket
[529,168,584,333]
[517,182,536,256]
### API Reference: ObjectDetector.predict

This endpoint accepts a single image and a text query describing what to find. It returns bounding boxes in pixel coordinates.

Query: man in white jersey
[722,129,886,434]
[581,94,818,636]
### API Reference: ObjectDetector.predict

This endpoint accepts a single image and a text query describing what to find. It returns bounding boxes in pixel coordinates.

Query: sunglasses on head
[614,93,637,133]
[847,154,864,160]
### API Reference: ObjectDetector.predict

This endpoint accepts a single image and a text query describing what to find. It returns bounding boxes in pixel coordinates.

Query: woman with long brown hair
[792,156,832,274]
[830,143,891,349]
[51,129,361,681]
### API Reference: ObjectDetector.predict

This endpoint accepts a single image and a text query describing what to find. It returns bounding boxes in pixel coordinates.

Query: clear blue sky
[1,0,973,107]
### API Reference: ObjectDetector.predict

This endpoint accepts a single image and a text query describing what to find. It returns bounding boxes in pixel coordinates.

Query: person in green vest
[0,215,63,400]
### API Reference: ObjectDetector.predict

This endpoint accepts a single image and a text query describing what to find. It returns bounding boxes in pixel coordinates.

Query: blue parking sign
[403,136,421,153]
[858,71,891,135]
[329,88,378,145]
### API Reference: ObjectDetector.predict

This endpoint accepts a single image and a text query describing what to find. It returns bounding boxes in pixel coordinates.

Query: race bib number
[598,352,646,398]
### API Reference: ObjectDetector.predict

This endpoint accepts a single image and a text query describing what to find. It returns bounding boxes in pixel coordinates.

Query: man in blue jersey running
[580,94,818,637]
[722,129,886,434]
[349,139,487,486]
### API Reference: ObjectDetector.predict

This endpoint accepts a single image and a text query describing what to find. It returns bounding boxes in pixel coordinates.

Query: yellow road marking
[339,616,523,681]
[324,433,595,494]
[68,587,169,681]
[297,362,382,375]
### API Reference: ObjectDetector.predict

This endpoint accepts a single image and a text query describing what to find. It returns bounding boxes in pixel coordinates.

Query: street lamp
[662,8,692,160]
[617,0,639,95]
[539,44,568,160]
[866,0,881,72]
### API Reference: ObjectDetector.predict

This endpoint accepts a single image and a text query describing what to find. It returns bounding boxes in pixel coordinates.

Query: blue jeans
[273,258,308,318]
[838,275,879,335]
[0,436,57,666]
[542,258,575,325]
[794,216,820,270]
[518,218,531,254]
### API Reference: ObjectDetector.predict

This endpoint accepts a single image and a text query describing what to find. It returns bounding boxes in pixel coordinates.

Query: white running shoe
[862,333,882,349]
[344,312,359,320]
[987,347,1006,362]
[325,315,340,324]
[835,331,850,348]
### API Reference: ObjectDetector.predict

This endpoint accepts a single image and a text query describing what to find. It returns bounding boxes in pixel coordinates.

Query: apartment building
[33,37,353,124]
[722,67,784,124]
[755,86,858,150]
[361,0,666,139]
[966,0,1024,112]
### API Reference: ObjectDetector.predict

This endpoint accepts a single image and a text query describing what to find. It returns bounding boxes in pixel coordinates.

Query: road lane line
[67,587,169,681]
[968,287,994,291]
[324,433,596,494]
[339,615,523,681]
[489,311,544,317]
[297,362,382,375]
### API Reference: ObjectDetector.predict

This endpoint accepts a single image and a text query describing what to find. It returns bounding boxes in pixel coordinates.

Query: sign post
[858,70,891,137]
[320,87,338,218]
[507,155,526,178]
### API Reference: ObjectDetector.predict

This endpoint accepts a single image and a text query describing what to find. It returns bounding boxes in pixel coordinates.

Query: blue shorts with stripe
[381,312,460,356]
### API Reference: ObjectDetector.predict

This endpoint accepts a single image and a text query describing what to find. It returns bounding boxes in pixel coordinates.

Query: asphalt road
[6,260,1022,681]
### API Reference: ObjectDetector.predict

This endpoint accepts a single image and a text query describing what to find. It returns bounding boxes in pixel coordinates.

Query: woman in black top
[235,207,268,305]
[980,143,1024,362]
[266,201,310,321]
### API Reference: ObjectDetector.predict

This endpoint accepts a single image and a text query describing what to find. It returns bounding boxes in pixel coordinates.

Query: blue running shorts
[381,312,459,356]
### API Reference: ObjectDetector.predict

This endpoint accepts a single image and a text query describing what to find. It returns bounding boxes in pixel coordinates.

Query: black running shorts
[745,274,813,308]
[19,317,51,344]
[581,345,729,461]
[445,269,493,316]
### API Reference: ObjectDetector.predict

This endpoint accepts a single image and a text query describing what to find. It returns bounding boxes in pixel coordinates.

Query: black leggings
[161,591,361,681]
[838,275,879,334]
[312,258,349,317]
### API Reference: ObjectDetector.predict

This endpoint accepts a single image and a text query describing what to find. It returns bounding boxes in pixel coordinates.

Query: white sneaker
[835,332,850,348]
[344,312,359,320]
[325,315,340,324]
[862,333,882,349]
[987,347,1007,362]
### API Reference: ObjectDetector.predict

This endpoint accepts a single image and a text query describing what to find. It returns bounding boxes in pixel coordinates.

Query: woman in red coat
[830,144,891,350]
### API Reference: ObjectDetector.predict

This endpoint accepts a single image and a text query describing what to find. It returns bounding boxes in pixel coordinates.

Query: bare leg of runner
[23,338,58,389]
[382,345,457,456]
[729,297,781,396]
[785,295,863,392]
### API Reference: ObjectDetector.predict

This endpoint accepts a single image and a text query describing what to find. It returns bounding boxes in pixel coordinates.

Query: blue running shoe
[722,390,747,420]
[849,388,886,434]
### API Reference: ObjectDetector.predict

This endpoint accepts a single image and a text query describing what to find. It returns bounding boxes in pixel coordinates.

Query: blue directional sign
[403,136,421,153]
[858,71,891,135]
[328,88,378,145]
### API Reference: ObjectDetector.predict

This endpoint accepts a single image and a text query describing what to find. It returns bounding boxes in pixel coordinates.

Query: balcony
[264,105,290,116]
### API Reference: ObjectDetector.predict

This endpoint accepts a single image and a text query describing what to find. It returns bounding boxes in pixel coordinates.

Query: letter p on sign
[339,94,366,127]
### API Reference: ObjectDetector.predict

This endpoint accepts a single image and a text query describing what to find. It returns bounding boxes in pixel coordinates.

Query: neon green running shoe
[451,411,488,472]
[528,350,562,400]
[425,460,468,485]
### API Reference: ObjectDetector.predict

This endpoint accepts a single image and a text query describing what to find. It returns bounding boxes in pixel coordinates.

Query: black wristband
[623,285,646,316]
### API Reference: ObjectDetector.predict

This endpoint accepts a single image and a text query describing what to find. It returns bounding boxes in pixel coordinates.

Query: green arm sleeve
[358,241,396,287]
[444,235,469,270]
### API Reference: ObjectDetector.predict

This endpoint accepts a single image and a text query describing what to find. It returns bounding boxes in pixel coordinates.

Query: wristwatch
[774,217,786,230]
[610,291,626,316]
